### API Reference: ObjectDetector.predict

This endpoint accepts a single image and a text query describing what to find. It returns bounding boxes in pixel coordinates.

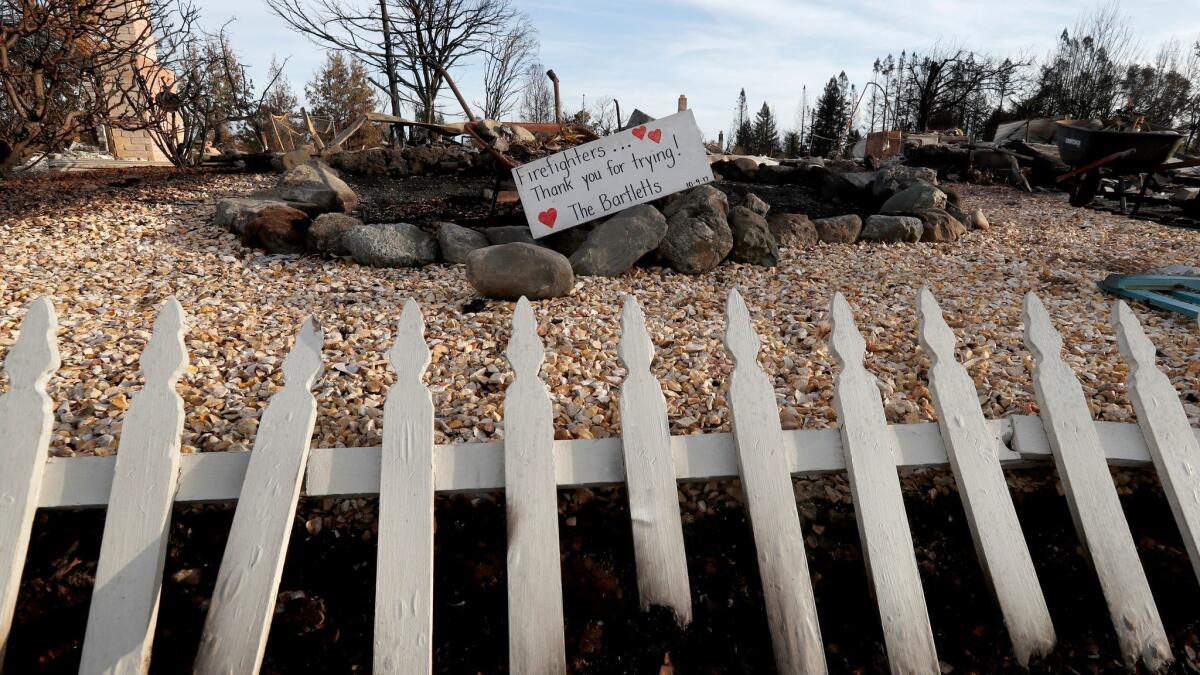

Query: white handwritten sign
[512,110,714,238]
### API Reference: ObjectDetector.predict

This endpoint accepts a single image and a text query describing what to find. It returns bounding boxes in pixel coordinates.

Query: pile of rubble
[327,144,487,178]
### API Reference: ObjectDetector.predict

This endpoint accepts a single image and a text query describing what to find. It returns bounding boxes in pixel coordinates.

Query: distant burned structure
[99,1,172,163]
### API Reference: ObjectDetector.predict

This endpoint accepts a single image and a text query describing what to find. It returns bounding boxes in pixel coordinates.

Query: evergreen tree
[810,75,848,157]
[305,52,383,150]
[750,102,780,156]
[782,130,801,157]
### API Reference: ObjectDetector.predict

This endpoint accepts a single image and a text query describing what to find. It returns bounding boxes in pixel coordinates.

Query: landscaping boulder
[729,157,760,180]
[727,206,779,266]
[967,208,990,230]
[307,213,361,255]
[657,185,733,274]
[944,201,970,225]
[243,205,310,254]
[871,165,938,201]
[540,227,592,257]
[740,193,770,217]
[757,164,799,185]
[467,243,574,300]
[215,198,291,236]
[861,215,923,243]
[914,208,967,242]
[437,222,489,263]
[269,160,358,213]
[880,184,947,214]
[821,171,875,205]
[812,214,863,243]
[569,205,667,277]
[484,225,536,245]
[344,223,437,267]
[767,213,818,248]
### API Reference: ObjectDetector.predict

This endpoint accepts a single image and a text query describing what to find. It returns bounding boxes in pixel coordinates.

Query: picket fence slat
[0,298,59,668]
[1114,301,1200,583]
[829,293,939,674]
[80,299,189,675]
[194,318,323,675]
[724,290,827,674]
[617,297,692,624]
[504,297,567,674]
[1023,293,1172,672]
[917,289,1055,666]
[374,300,436,674]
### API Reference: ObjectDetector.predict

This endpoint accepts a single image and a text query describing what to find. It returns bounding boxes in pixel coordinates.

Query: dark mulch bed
[8,467,1200,674]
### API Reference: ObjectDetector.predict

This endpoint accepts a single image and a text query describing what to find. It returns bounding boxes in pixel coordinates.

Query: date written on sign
[512,109,714,238]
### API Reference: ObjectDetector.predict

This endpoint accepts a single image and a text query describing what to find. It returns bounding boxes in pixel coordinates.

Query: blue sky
[202,0,1200,141]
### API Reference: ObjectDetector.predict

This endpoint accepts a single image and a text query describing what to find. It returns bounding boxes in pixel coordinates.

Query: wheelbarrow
[1054,120,1197,211]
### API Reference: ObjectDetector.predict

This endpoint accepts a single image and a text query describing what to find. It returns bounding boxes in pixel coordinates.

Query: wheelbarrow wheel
[1069,170,1101,207]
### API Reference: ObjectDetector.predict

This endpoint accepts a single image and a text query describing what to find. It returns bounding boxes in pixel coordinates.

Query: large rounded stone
[727,206,779,266]
[243,205,310,253]
[861,215,924,243]
[767,213,818,248]
[914,208,967,242]
[307,213,361,254]
[811,214,863,243]
[437,222,488,263]
[569,205,667,277]
[656,185,733,274]
[880,184,947,214]
[268,160,358,213]
[870,165,938,201]
[344,223,437,267]
[215,198,293,236]
[467,243,574,300]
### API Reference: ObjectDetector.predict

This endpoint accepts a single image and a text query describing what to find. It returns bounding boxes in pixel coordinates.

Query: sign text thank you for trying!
[512,110,714,238]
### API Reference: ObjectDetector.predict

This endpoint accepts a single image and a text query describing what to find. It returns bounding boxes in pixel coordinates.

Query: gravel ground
[1,168,1197,458]
[4,167,1200,673]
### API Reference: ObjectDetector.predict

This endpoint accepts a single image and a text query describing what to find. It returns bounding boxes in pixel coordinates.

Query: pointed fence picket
[1023,293,1173,672]
[1,290,1198,674]
[79,298,189,675]
[829,293,939,674]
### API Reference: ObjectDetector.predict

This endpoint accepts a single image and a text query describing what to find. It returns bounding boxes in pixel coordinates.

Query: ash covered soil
[2,167,1200,673]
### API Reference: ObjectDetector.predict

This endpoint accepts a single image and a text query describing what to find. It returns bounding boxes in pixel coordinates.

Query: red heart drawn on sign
[538,208,557,228]
[631,126,647,140]
[648,129,662,143]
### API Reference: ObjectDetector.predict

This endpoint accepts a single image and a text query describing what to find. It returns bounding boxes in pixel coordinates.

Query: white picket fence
[1,289,1199,674]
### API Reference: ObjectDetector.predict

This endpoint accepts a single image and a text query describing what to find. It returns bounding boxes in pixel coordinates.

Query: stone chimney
[678,95,688,112]
[103,0,171,162]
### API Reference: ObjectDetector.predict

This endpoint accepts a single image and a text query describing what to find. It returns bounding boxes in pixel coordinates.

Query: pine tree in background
[782,130,801,157]
[750,102,780,156]
[729,88,750,152]
[306,52,383,150]
[810,75,848,157]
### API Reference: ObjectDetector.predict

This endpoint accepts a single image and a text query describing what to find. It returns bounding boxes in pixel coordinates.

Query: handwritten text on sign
[513,110,714,238]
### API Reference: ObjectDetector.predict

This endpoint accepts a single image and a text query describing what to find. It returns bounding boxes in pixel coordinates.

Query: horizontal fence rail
[2,290,1199,675]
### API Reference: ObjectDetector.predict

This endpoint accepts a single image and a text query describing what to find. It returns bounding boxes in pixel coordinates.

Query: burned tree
[479,15,537,120]
[0,0,191,173]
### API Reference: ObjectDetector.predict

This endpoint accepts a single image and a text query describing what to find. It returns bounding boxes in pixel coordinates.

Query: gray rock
[967,208,990,230]
[484,225,536,245]
[344,223,437,267]
[657,185,733,274]
[727,206,779,267]
[741,193,770,216]
[437,222,488,263]
[880,184,947,214]
[871,165,938,201]
[944,201,970,225]
[570,205,667,277]
[914,209,967,242]
[861,215,924,243]
[268,160,358,213]
[812,214,863,243]
[767,213,818,248]
[215,198,292,236]
[307,213,361,254]
[540,227,592,257]
[467,243,574,300]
